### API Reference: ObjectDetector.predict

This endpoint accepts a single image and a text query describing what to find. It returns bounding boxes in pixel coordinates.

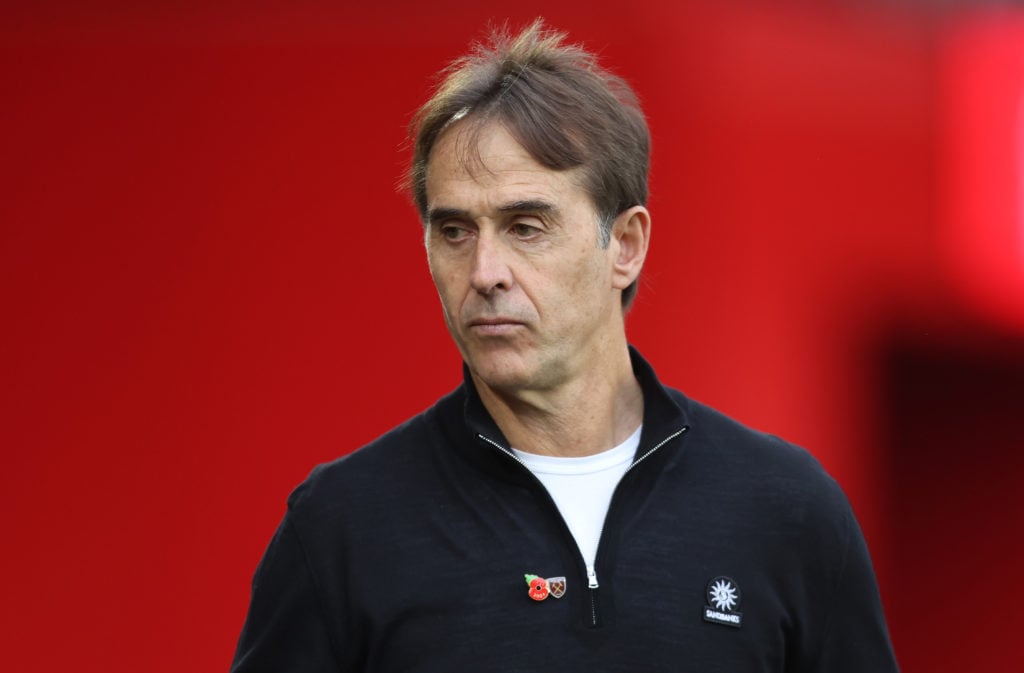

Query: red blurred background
[2,1,1022,670]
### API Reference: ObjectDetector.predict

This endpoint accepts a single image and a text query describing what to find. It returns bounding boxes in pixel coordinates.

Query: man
[231,21,898,672]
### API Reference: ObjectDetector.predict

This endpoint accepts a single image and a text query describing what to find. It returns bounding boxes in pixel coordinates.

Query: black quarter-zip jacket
[231,349,898,672]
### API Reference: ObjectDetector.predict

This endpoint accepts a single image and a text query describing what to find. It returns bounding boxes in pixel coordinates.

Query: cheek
[427,258,458,300]
[561,254,609,312]
[428,268,473,330]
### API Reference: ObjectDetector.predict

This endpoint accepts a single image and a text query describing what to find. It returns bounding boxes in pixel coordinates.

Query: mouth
[467,317,524,335]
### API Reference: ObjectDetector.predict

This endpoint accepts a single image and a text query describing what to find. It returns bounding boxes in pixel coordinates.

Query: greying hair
[408,19,650,308]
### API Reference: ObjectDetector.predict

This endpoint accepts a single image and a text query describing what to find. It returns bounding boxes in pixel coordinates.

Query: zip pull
[587,565,599,589]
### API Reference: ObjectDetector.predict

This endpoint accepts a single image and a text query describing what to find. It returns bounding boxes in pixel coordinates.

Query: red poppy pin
[524,574,566,601]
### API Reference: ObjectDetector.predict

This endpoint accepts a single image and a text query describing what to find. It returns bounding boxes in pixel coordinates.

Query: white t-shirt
[511,426,642,571]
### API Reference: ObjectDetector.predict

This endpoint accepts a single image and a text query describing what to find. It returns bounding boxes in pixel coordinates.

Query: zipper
[586,565,600,627]
[583,426,688,627]
[587,426,689,562]
[477,425,689,628]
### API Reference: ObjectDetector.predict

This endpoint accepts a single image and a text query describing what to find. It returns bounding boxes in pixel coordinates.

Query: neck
[472,345,644,458]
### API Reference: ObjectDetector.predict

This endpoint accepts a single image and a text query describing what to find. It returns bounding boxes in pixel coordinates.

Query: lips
[466,317,524,335]
[469,317,521,327]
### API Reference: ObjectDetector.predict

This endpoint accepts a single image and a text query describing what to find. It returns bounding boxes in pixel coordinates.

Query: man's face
[424,121,625,395]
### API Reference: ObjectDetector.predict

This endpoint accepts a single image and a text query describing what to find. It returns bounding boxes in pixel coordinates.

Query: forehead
[424,121,588,212]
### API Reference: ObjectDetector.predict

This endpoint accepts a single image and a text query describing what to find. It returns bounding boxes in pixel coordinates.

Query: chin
[465,352,538,393]
[470,363,530,391]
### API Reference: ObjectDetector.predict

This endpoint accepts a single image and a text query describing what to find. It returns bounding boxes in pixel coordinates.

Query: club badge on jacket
[525,574,566,601]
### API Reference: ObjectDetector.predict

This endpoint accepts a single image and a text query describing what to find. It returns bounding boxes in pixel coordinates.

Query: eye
[439,223,471,242]
[510,222,541,239]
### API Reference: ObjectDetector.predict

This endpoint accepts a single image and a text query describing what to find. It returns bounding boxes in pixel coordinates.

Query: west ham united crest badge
[524,574,567,601]
[703,576,743,627]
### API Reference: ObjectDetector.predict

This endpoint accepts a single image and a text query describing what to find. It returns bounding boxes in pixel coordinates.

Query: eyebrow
[497,200,557,216]
[426,200,558,225]
[426,207,469,225]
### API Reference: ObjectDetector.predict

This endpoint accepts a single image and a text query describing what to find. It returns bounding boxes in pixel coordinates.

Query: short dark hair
[409,19,650,308]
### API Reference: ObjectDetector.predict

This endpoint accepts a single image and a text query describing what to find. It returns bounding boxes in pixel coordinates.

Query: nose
[469,231,513,296]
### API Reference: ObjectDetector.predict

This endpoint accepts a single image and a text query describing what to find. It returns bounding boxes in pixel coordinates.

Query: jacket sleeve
[805,502,900,672]
[230,513,342,673]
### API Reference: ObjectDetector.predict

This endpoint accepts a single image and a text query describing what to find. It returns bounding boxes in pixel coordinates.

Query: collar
[438,346,691,483]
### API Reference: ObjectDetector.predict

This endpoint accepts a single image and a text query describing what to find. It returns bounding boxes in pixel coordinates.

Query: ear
[609,206,651,291]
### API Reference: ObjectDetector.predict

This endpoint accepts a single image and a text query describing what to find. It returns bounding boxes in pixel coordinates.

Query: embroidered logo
[703,576,743,627]
[525,574,567,601]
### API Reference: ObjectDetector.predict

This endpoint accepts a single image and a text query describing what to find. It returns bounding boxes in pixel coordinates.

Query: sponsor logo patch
[703,576,743,627]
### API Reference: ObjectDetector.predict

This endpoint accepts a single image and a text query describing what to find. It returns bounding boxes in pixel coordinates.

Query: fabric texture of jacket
[231,348,898,672]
